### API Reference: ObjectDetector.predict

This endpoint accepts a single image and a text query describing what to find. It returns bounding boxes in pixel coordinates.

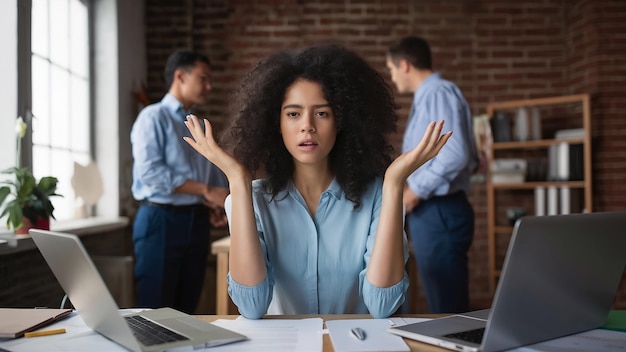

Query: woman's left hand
[385,120,451,184]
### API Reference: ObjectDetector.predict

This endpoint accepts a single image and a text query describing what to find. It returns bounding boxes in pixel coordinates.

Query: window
[28,0,91,221]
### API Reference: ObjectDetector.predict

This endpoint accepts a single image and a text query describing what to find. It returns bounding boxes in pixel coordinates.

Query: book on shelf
[535,187,545,216]
[560,186,571,215]
[490,112,512,142]
[491,158,526,183]
[513,107,541,141]
[548,142,583,182]
[555,128,584,140]
[547,186,558,215]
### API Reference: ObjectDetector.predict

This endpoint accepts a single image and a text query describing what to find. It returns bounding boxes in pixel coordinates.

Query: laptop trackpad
[174,317,216,332]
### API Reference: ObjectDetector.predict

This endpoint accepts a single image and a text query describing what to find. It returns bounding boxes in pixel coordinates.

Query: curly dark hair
[223,44,398,208]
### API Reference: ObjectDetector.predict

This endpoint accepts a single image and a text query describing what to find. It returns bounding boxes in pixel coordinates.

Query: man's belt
[142,201,208,213]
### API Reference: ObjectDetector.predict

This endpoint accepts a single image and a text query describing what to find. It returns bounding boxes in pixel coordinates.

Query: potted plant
[0,117,61,234]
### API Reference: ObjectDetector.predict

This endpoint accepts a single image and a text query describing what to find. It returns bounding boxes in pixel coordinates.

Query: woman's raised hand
[183,114,247,180]
[385,120,451,184]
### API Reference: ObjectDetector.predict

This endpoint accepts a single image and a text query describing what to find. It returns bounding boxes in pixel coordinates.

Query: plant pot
[15,216,50,235]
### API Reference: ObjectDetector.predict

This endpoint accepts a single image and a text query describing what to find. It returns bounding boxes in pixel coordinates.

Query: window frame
[17,0,95,221]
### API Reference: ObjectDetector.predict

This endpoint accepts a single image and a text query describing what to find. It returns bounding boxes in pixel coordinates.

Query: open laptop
[388,212,626,352]
[30,229,246,352]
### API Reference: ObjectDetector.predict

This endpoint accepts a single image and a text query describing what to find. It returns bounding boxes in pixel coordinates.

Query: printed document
[207,317,323,352]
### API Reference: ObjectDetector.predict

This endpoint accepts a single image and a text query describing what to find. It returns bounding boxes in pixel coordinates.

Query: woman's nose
[301,114,316,133]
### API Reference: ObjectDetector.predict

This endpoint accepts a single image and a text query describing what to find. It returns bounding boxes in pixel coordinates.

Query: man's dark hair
[163,49,211,89]
[387,36,432,70]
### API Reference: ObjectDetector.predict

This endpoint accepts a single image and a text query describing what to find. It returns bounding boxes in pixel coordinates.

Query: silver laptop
[388,212,626,352]
[30,229,246,352]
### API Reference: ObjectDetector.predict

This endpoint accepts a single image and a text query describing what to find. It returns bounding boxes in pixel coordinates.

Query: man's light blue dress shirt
[225,178,409,319]
[403,73,477,199]
[131,94,227,205]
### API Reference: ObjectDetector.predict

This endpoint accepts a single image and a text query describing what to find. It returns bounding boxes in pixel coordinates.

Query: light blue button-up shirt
[225,178,409,319]
[131,94,227,205]
[403,73,478,199]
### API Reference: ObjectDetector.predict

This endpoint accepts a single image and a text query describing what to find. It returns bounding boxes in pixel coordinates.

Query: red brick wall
[144,0,626,311]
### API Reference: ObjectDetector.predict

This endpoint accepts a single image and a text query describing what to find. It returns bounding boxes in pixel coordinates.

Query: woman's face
[280,79,338,169]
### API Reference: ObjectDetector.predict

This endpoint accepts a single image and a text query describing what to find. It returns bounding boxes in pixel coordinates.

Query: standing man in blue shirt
[131,50,228,314]
[386,37,478,313]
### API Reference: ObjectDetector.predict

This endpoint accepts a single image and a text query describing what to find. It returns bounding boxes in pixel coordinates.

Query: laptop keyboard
[444,327,485,344]
[124,315,189,346]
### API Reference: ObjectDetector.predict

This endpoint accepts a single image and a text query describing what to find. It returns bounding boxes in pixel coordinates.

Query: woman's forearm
[227,174,268,286]
[366,180,406,287]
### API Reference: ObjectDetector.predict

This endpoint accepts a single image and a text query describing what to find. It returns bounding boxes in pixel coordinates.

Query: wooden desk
[197,314,449,352]
[211,236,235,314]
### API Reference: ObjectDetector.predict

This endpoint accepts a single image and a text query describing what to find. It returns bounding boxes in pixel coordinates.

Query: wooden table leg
[215,250,229,315]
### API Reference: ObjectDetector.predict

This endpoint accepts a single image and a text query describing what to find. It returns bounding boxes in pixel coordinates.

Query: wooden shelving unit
[486,94,592,292]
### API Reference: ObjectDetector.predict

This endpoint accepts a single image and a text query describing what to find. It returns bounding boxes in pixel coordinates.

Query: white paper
[387,317,431,327]
[327,319,411,352]
[206,317,323,352]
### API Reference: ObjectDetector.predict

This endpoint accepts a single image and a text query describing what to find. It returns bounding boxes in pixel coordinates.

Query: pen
[350,327,366,341]
[24,328,66,338]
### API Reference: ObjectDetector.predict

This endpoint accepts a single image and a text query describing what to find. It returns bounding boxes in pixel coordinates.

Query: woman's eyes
[284,110,332,118]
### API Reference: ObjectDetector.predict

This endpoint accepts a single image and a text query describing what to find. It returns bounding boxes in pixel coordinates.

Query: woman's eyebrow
[282,104,303,110]
[282,103,330,110]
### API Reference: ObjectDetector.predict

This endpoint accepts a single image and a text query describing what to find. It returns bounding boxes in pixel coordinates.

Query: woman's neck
[292,163,334,217]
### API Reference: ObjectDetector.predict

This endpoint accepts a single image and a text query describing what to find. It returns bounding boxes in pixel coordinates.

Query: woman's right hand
[185,117,266,288]
[183,114,248,181]
[385,120,451,185]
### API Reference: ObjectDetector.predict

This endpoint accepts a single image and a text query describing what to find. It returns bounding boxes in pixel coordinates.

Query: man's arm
[406,89,473,199]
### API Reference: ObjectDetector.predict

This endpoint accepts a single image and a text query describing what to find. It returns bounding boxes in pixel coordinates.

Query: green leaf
[0,187,10,208]
[16,174,36,199]
[0,167,61,227]
[7,204,24,230]
[37,177,59,195]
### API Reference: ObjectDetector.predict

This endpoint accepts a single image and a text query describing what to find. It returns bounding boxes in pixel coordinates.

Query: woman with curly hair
[184,44,451,319]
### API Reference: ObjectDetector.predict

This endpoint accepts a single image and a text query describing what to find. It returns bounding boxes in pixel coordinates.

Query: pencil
[24,328,66,338]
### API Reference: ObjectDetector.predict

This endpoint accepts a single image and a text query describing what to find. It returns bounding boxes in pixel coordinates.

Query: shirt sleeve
[406,88,474,199]
[224,194,274,319]
[359,183,409,318]
[131,109,187,196]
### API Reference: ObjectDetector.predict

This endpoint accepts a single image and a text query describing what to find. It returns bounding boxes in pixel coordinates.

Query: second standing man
[386,36,478,314]
[131,50,229,314]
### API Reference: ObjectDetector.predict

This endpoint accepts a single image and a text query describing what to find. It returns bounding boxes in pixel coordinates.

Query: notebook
[388,212,626,352]
[0,308,72,338]
[30,229,246,352]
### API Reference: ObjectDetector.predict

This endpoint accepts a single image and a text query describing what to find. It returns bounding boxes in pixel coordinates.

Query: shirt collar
[162,93,189,118]
[414,72,441,102]
[282,177,344,201]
